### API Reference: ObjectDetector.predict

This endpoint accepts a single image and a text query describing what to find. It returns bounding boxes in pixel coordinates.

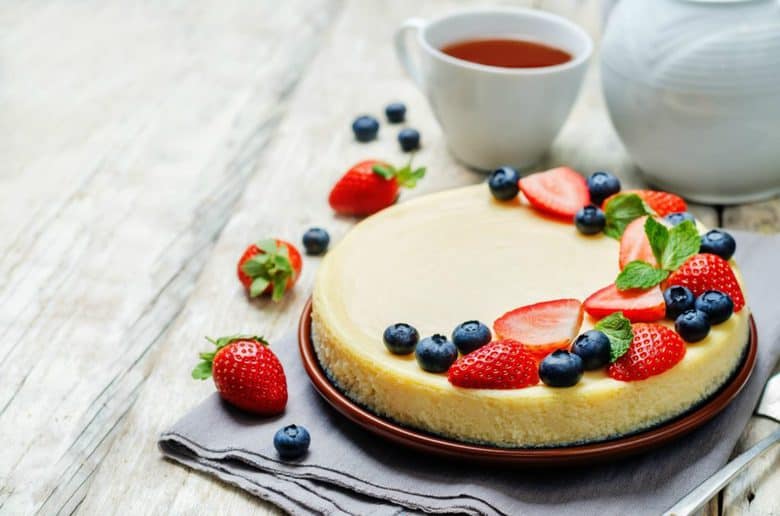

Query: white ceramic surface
[602,0,780,204]
[395,8,592,171]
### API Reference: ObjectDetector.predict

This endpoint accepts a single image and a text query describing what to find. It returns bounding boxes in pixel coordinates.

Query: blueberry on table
[398,128,420,152]
[695,290,734,324]
[539,350,584,387]
[574,205,606,235]
[664,212,695,226]
[700,229,736,260]
[302,227,330,255]
[663,285,696,320]
[352,115,379,142]
[385,102,406,123]
[487,166,520,201]
[571,330,611,370]
[451,320,491,355]
[415,334,458,373]
[675,309,711,342]
[383,323,420,355]
[273,424,311,459]
[586,171,621,205]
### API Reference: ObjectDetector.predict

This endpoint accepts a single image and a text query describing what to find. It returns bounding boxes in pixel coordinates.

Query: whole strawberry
[666,253,745,311]
[608,323,685,381]
[448,339,540,389]
[192,335,288,415]
[237,239,302,301]
[328,159,425,216]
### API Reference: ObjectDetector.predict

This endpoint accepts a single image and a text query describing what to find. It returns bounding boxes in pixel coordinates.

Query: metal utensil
[665,372,780,516]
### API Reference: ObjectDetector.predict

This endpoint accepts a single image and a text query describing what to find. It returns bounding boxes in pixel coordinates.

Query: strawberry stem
[371,159,426,189]
[192,335,267,380]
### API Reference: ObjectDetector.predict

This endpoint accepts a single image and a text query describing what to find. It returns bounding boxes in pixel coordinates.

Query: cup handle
[394,18,426,89]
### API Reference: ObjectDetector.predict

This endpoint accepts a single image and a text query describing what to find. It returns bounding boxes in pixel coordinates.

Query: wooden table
[1,1,777,514]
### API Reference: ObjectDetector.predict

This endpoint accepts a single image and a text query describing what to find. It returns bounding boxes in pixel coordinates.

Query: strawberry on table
[237,239,302,301]
[584,284,666,323]
[607,323,686,381]
[192,335,288,415]
[448,339,540,389]
[603,189,687,218]
[666,253,745,311]
[493,299,584,360]
[518,166,589,220]
[619,216,657,269]
[328,159,425,216]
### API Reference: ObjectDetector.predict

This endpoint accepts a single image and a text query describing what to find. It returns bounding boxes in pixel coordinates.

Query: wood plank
[0,0,340,513]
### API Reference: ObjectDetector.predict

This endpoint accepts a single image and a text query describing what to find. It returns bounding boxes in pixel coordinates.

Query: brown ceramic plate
[298,298,757,466]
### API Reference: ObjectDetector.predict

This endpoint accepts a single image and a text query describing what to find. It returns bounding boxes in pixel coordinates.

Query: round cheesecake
[312,184,750,447]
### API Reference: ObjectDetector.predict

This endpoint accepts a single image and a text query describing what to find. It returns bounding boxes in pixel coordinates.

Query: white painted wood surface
[0,1,775,514]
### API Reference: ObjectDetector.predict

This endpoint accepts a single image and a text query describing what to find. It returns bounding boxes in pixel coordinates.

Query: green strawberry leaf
[191,361,212,380]
[397,166,426,188]
[372,164,395,179]
[250,276,270,297]
[241,255,270,277]
[241,240,296,301]
[256,239,279,255]
[616,260,669,290]
[603,194,654,239]
[271,275,288,301]
[662,220,700,271]
[595,312,633,363]
[644,217,669,266]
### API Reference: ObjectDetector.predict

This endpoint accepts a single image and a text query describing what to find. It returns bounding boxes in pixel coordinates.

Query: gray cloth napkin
[160,231,780,516]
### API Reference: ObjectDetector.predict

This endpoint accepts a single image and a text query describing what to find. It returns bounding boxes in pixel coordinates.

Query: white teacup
[395,8,592,171]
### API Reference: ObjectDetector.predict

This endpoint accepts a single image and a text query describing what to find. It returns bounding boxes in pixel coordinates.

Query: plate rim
[298,297,758,465]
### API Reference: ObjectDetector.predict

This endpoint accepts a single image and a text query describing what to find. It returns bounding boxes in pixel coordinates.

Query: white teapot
[601,0,780,204]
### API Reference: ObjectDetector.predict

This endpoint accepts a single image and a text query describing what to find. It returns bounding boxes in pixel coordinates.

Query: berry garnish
[448,339,539,389]
[383,323,420,355]
[451,320,491,355]
[604,190,687,218]
[665,212,695,226]
[571,330,611,370]
[302,227,330,255]
[575,205,606,235]
[584,284,665,323]
[328,159,425,216]
[607,323,685,381]
[398,128,420,152]
[385,102,406,123]
[237,239,302,301]
[493,299,584,360]
[488,166,520,201]
[518,166,589,220]
[192,335,287,415]
[273,424,311,459]
[675,309,711,343]
[539,350,584,387]
[700,229,737,261]
[415,334,458,373]
[352,115,379,142]
[587,171,621,205]
[663,285,696,320]
[619,216,656,268]
[666,253,745,311]
[695,290,734,324]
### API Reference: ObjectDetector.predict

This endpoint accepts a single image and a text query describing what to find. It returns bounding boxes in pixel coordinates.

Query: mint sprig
[192,335,267,379]
[615,218,699,290]
[603,193,654,239]
[372,161,426,188]
[595,312,633,363]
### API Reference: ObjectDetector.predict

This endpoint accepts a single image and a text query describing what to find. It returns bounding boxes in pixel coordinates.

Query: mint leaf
[604,194,654,239]
[191,361,212,380]
[662,220,699,271]
[644,217,668,266]
[616,261,668,290]
[250,276,270,297]
[595,312,633,363]
[372,164,395,179]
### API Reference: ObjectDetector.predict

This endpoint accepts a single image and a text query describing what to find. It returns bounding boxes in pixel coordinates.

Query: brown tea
[440,38,572,68]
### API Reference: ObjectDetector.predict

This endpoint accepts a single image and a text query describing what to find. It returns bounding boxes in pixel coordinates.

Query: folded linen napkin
[160,231,780,515]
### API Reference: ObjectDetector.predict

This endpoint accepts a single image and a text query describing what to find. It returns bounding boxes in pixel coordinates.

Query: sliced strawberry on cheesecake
[619,216,657,269]
[493,298,584,360]
[519,167,589,220]
[584,284,665,323]
[666,253,745,311]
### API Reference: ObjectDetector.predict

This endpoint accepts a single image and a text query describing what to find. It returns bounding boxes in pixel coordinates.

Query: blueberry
[451,320,491,355]
[700,229,736,260]
[488,166,520,201]
[675,309,711,342]
[587,171,621,205]
[695,290,734,324]
[302,227,330,255]
[539,350,584,387]
[571,330,611,370]
[663,285,696,320]
[415,334,458,373]
[574,205,606,235]
[398,128,420,152]
[273,424,311,459]
[385,102,406,123]
[383,323,420,355]
[352,115,379,142]
[664,212,695,226]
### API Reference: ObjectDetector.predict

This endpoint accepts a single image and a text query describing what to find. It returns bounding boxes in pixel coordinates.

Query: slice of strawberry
[603,189,687,217]
[493,299,584,360]
[584,284,665,323]
[518,167,589,220]
[448,339,540,389]
[666,253,745,311]
[608,323,685,381]
[619,216,657,269]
